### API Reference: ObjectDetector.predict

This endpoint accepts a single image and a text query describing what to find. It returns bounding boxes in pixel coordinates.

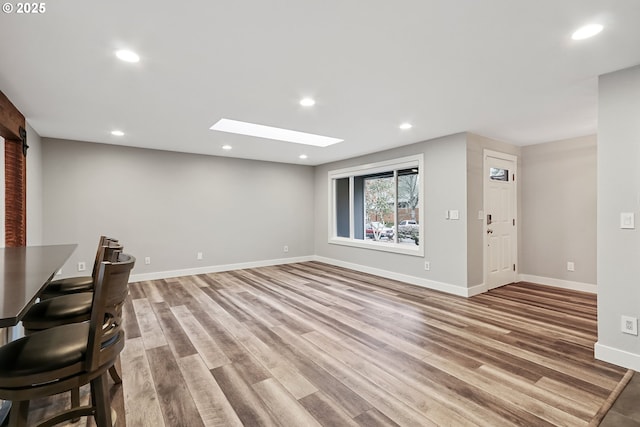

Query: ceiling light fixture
[299,154,308,159]
[210,118,343,147]
[111,130,125,136]
[299,97,316,107]
[115,49,140,63]
[399,122,413,130]
[571,24,603,40]
[222,145,232,150]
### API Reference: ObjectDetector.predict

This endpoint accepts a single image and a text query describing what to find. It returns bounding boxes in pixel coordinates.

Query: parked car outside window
[398,220,419,243]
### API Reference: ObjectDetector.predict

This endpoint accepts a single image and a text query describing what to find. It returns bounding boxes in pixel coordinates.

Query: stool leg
[70,387,80,422]
[108,356,122,384]
[8,400,29,427]
[91,373,111,427]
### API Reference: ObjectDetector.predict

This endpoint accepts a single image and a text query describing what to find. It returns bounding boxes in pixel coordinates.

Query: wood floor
[28,261,627,426]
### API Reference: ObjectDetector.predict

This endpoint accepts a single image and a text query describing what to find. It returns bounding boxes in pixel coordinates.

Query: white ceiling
[1,0,639,165]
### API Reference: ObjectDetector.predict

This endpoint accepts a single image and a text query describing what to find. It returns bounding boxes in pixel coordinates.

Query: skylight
[210,119,343,147]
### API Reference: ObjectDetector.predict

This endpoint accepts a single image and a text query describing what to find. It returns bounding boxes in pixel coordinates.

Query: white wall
[520,135,597,289]
[42,138,315,280]
[26,122,43,245]
[595,64,640,370]
[314,133,471,295]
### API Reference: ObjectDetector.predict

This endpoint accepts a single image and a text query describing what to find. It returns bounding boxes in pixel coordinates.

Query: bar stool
[0,252,135,427]
[22,243,123,334]
[22,241,123,335]
[20,243,124,416]
[40,236,118,300]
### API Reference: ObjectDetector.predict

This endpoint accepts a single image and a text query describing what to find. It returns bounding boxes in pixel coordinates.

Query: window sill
[328,237,424,257]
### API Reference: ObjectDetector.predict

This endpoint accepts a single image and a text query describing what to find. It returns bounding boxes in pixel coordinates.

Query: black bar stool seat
[40,277,93,299]
[21,293,92,332]
[0,323,90,385]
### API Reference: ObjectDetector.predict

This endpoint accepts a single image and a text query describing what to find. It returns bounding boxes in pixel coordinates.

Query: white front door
[484,150,517,290]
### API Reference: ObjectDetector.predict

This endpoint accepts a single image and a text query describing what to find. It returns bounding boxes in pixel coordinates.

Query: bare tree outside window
[364,176,394,240]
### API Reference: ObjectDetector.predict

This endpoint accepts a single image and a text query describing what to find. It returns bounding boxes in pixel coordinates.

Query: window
[328,155,423,256]
[489,167,509,181]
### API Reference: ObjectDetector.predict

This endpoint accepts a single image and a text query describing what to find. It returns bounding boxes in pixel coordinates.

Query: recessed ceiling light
[111,130,125,136]
[571,24,603,40]
[115,49,140,63]
[399,123,413,130]
[222,145,232,150]
[300,97,316,107]
[210,118,343,147]
[299,154,308,159]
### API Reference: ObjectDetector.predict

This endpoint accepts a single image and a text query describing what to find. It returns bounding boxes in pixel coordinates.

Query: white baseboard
[131,254,486,298]
[313,256,475,297]
[129,255,315,282]
[467,283,488,297]
[518,274,596,294]
[595,342,640,371]
[130,256,597,299]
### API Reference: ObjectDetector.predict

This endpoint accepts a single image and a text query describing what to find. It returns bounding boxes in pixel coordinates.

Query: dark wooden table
[0,244,77,328]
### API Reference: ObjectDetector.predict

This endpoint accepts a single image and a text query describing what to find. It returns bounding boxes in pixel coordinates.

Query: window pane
[364,175,394,241]
[397,168,419,245]
[335,178,350,237]
[490,167,509,181]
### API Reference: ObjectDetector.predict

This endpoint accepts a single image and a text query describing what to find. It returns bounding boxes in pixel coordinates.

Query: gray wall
[26,122,43,245]
[466,133,521,286]
[596,64,640,369]
[314,133,470,290]
[42,138,315,278]
[521,135,597,284]
[37,120,607,301]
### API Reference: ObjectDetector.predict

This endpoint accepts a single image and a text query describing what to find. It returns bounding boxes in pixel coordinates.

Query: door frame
[483,149,518,290]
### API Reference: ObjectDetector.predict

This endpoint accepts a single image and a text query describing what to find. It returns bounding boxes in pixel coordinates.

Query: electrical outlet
[144,256,151,265]
[197,252,203,260]
[621,316,638,335]
[283,245,289,253]
[567,261,575,272]
[78,261,86,272]
[424,261,430,271]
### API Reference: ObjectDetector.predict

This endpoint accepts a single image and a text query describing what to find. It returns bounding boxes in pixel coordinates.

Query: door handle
[487,229,493,234]
[487,214,492,225]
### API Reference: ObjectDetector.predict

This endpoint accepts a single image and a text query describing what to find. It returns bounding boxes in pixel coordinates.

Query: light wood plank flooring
[28,261,627,426]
